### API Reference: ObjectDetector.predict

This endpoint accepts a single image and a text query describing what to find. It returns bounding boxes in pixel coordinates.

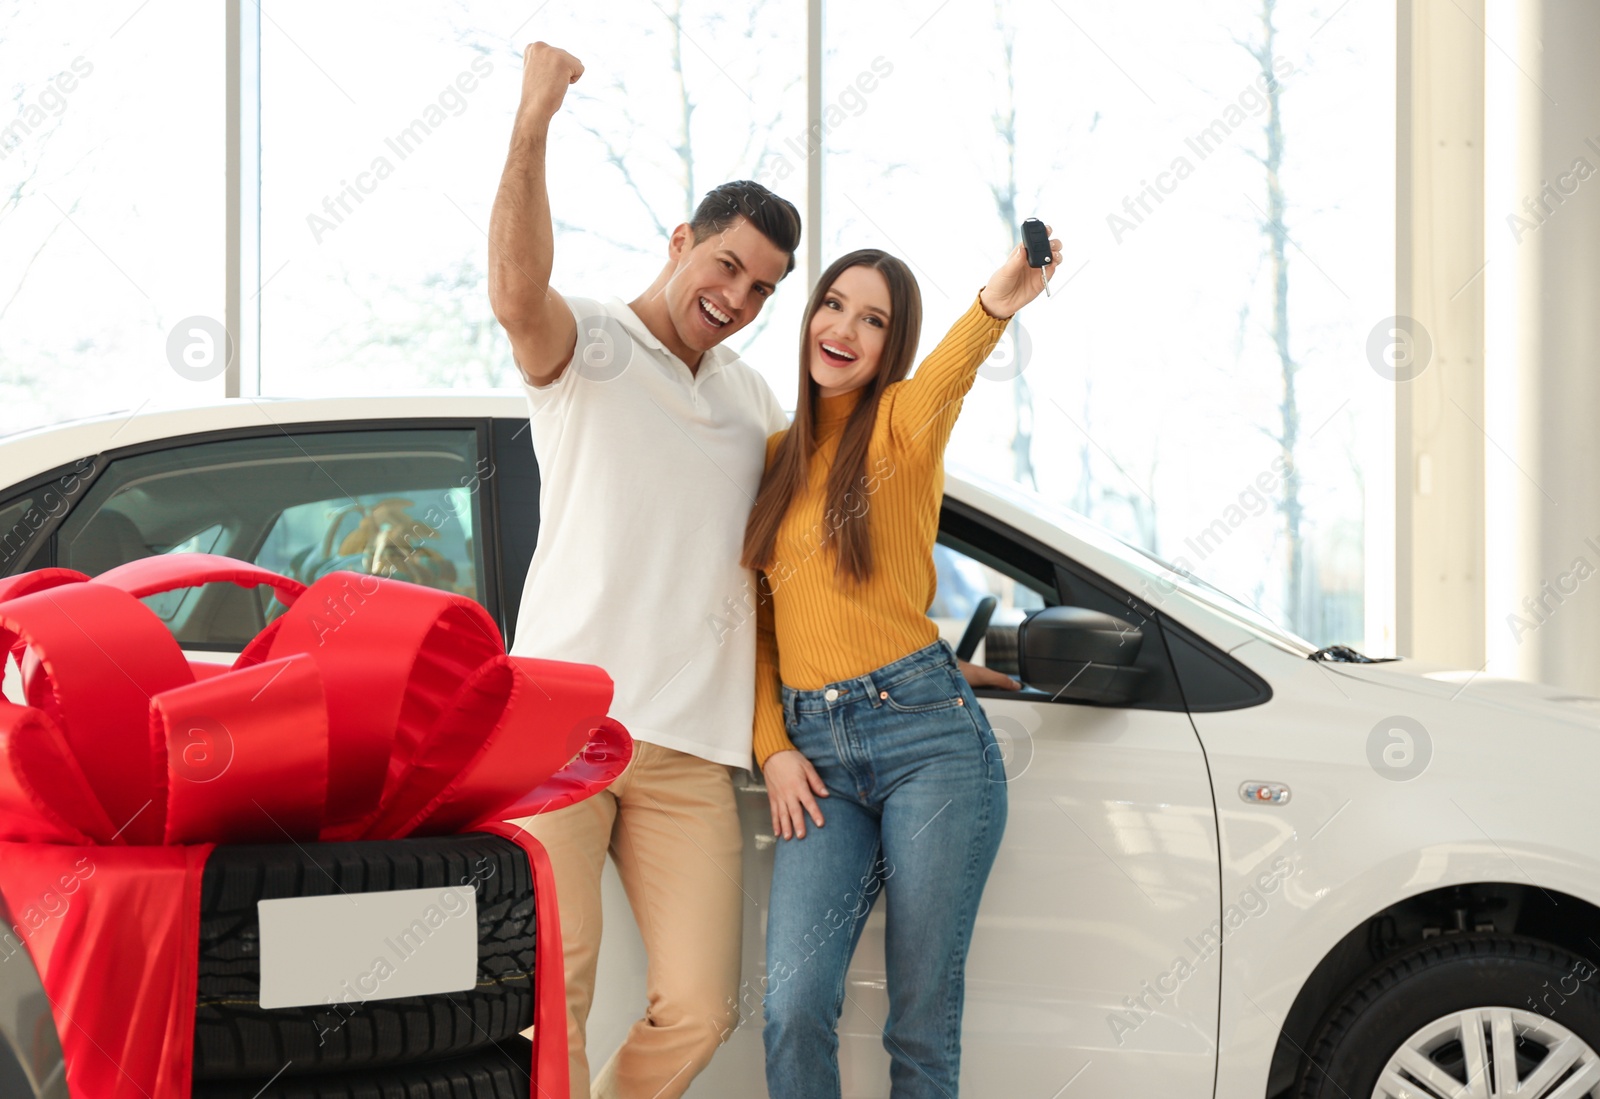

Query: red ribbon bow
[0,553,630,1097]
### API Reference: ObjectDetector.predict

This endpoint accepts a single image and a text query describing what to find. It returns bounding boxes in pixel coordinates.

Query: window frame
[489,416,542,646]
[0,457,106,577]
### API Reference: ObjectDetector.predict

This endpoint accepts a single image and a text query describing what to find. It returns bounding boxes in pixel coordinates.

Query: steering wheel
[954,595,997,662]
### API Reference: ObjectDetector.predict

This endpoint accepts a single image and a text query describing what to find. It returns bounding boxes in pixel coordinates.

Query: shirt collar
[604,297,739,380]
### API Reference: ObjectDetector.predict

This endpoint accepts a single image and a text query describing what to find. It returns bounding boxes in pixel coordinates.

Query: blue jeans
[763,639,1007,1099]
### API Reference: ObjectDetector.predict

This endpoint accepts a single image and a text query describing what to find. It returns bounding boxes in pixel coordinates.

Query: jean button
[825,688,839,701]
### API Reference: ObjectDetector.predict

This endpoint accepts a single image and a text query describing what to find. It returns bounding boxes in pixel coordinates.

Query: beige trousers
[508,741,744,1099]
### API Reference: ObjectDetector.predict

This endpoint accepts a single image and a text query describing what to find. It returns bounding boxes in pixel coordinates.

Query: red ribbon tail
[477,820,568,1099]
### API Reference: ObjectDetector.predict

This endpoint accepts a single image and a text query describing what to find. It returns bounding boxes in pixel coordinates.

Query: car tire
[194,833,536,1080]
[192,1040,532,1098]
[1295,934,1600,1098]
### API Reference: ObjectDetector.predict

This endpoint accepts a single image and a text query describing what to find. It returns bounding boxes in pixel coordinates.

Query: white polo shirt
[511,296,789,768]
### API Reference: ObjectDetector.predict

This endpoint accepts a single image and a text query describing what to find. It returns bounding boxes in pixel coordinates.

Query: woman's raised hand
[978,224,1064,319]
[763,749,829,840]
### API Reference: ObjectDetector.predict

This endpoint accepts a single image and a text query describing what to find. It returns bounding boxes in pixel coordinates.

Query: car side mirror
[1017,606,1147,704]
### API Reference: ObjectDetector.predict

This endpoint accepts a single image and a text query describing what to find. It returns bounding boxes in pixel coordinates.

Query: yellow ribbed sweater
[752,293,1009,768]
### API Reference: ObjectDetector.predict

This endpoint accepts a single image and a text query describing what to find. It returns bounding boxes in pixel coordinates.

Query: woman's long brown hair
[741,249,922,585]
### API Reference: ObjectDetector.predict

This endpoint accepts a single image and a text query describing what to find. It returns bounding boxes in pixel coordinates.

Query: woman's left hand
[979,225,1064,319]
[763,749,830,840]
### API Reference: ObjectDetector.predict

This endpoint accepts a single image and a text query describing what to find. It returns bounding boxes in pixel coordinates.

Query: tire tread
[191,1041,533,1098]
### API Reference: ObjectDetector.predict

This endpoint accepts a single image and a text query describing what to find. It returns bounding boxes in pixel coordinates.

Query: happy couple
[491,41,1059,1099]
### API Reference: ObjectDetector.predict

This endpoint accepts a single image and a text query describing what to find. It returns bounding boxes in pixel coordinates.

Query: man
[487,41,800,1099]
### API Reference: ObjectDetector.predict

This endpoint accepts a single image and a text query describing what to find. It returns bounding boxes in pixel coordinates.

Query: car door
[678,498,1227,1098]
[6,422,500,662]
[875,499,1225,1097]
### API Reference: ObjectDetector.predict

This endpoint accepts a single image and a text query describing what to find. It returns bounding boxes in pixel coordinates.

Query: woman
[744,233,1060,1098]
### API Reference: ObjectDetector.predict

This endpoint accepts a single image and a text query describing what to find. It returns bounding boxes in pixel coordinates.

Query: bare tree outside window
[1243,0,1306,631]
[981,3,1159,550]
[985,8,1039,492]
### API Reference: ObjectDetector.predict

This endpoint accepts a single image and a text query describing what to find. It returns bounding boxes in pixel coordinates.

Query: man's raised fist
[518,42,584,124]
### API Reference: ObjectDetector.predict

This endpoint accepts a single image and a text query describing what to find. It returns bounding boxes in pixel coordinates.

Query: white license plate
[257,885,478,1010]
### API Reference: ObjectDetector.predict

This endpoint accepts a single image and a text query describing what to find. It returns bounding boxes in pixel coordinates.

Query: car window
[252,488,480,624]
[932,538,1052,677]
[939,500,1201,710]
[143,523,227,624]
[52,428,489,650]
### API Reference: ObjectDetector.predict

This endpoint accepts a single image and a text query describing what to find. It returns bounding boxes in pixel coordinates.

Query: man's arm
[488,42,583,388]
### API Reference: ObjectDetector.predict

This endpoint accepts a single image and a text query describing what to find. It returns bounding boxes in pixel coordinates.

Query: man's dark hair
[689,181,802,278]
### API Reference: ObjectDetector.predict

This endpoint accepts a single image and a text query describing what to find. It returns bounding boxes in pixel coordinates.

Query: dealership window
[0,0,1394,651]
[820,0,1393,651]
[255,1,807,398]
[0,1,225,436]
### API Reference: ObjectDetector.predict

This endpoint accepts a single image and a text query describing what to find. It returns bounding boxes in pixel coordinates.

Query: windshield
[948,464,1320,657]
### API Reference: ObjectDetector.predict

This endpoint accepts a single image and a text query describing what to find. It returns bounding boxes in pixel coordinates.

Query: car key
[1022,218,1052,268]
[1022,217,1060,297]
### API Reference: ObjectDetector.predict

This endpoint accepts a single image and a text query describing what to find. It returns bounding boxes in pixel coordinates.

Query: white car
[3,395,1598,1099]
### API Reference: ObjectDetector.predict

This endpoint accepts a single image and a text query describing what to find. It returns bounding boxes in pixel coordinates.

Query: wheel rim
[1373,1006,1600,1098]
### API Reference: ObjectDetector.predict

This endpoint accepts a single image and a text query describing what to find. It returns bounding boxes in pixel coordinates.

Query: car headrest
[65,509,150,577]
